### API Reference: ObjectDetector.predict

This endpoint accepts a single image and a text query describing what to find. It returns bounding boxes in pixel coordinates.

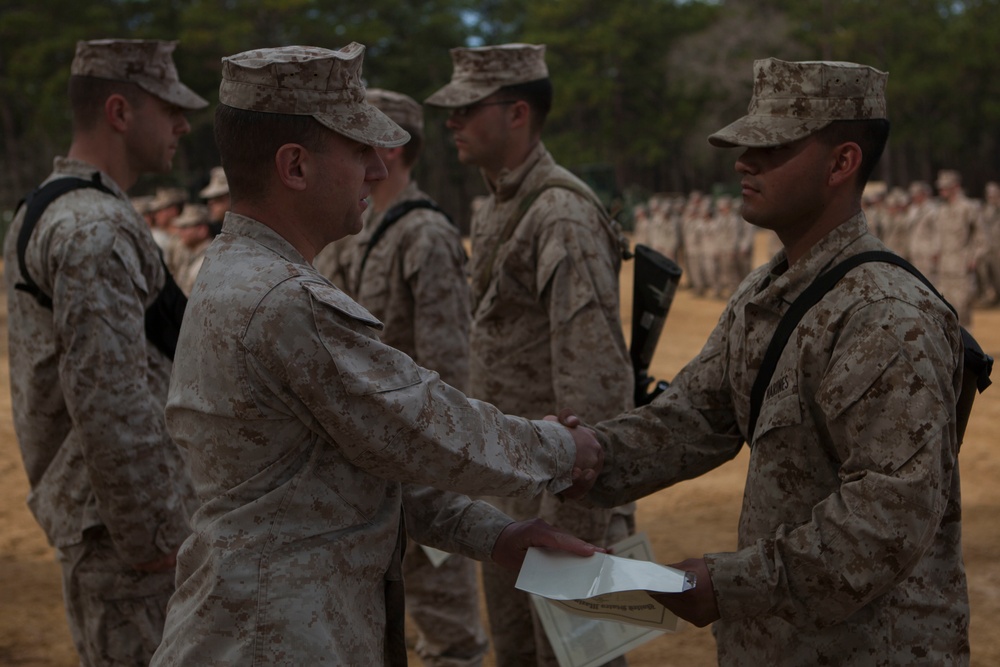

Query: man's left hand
[491,518,605,571]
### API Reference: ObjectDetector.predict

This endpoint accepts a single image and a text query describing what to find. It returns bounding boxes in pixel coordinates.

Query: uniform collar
[750,212,873,314]
[484,141,550,202]
[51,156,129,201]
[220,211,311,267]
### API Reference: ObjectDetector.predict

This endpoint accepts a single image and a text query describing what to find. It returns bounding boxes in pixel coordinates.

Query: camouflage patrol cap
[149,186,188,212]
[172,203,210,228]
[709,58,888,148]
[425,43,549,107]
[71,39,208,111]
[199,166,229,199]
[935,169,961,189]
[218,43,409,148]
[367,88,423,138]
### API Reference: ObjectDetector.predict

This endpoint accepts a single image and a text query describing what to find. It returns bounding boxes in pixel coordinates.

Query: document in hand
[514,534,694,667]
[515,538,695,631]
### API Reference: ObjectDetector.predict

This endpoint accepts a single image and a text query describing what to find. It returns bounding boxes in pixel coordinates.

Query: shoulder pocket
[817,325,945,473]
[304,281,422,396]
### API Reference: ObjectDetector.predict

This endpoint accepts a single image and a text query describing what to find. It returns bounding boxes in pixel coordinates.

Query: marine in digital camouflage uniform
[2,39,206,666]
[581,58,969,666]
[315,87,489,667]
[934,169,986,326]
[905,180,940,284]
[426,44,634,667]
[149,43,607,667]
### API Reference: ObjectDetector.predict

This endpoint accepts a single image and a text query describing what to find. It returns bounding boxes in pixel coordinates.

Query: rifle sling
[12,174,186,361]
[473,177,623,308]
[355,199,451,292]
[747,250,992,446]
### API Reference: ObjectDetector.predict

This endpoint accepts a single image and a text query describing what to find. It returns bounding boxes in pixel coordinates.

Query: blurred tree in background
[2,0,1000,233]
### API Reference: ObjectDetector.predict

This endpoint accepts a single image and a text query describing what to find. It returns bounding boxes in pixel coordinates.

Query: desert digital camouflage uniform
[467,142,634,666]
[880,186,911,258]
[978,182,1000,305]
[934,170,985,326]
[151,212,583,666]
[151,44,595,667]
[681,191,708,293]
[169,203,213,296]
[332,171,488,664]
[905,181,940,284]
[426,43,634,667]
[648,196,681,261]
[714,195,750,297]
[589,214,968,665]
[2,39,204,667]
[583,57,969,666]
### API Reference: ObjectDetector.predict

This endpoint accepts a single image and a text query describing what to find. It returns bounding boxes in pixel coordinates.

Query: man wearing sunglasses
[427,44,634,667]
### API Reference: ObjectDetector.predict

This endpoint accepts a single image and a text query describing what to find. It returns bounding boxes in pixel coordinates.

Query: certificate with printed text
[516,533,693,667]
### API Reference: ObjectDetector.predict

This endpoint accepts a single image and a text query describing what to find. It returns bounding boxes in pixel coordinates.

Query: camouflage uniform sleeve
[403,216,471,392]
[587,307,744,508]
[53,224,189,563]
[705,301,960,629]
[246,280,577,499]
[533,190,634,421]
[402,483,512,561]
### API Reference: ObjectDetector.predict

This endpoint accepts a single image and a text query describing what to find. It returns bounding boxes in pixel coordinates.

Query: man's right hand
[546,408,603,499]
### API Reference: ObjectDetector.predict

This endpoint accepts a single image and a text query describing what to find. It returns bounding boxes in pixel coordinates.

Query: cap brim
[315,103,410,148]
[708,114,833,148]
[138,79,209,110]
[199,185,229,199]
[424,82,500,108]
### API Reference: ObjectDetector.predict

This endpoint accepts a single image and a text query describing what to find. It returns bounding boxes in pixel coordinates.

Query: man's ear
[105,94,131,132]
[829,141,863,188]
[274,144,310,191]
[508,99,532,130]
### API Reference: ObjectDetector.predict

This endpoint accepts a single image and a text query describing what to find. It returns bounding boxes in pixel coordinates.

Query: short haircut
[814,118,891,191]
[68,75,146,131]
[498,78,553,135]
[214,103,331,202]
[397,123,423,167]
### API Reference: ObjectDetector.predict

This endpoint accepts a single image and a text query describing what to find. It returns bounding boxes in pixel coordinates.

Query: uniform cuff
[532,419,576,495]
[704,547,774,619]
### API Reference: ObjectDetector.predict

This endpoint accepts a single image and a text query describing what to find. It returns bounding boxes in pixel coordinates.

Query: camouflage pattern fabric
[151,212,582,666]
[2,157,197,665]
[328,180,486,666]
[709,58,888,148]
[590,214,969,666]
[905,196,941,284]
[935,192,984,326]
[219,43,409,149]
[425,44,548,108]
[467,142,634,667]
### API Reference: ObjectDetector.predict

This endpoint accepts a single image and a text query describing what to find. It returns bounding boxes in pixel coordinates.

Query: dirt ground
[2,244,999,666]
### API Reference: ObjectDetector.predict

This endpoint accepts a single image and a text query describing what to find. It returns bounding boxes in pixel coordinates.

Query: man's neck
[483,137,540,185]
[66,132,135,191]
[371,165,411,212]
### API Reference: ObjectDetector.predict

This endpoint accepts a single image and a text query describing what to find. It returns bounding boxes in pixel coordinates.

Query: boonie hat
[71,39,208,111]
[425,43,548,108]
[172,203,210,228]
[709,58,888,148]
[149,186,188,212]
[367,88,423,137]
[218,43,408,149]
[199,166,229,199]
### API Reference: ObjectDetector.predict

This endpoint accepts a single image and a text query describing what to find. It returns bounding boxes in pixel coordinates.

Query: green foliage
[2,0,1000,209]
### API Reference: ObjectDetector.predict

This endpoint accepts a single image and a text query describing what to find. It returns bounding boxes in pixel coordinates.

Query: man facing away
[2,39,206,666]
[149,43,608,667]
[315,87,489,667]
[576,58,969,666]
[426,43,634,667]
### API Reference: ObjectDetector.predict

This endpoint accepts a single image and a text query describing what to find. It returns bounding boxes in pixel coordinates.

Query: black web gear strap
[355,199,453,290]
[15,174,115,309]
[12,174,187,360]
[747,250,992,446]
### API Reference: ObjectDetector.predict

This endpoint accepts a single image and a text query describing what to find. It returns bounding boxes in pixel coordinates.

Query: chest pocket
[305,281,422,397]
[753,369,803,442]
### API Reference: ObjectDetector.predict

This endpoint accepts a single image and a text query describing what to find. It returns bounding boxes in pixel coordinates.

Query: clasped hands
[544,408,602,500]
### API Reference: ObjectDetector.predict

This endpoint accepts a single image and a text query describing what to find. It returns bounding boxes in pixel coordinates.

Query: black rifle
[630,244,683,406]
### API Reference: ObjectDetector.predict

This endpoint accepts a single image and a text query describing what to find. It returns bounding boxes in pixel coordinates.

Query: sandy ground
[1,246,999,666]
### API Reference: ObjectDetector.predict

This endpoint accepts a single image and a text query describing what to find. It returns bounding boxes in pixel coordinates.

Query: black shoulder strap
[357,199,452,285]
[15,174,115,308]
[747,250,992,444]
